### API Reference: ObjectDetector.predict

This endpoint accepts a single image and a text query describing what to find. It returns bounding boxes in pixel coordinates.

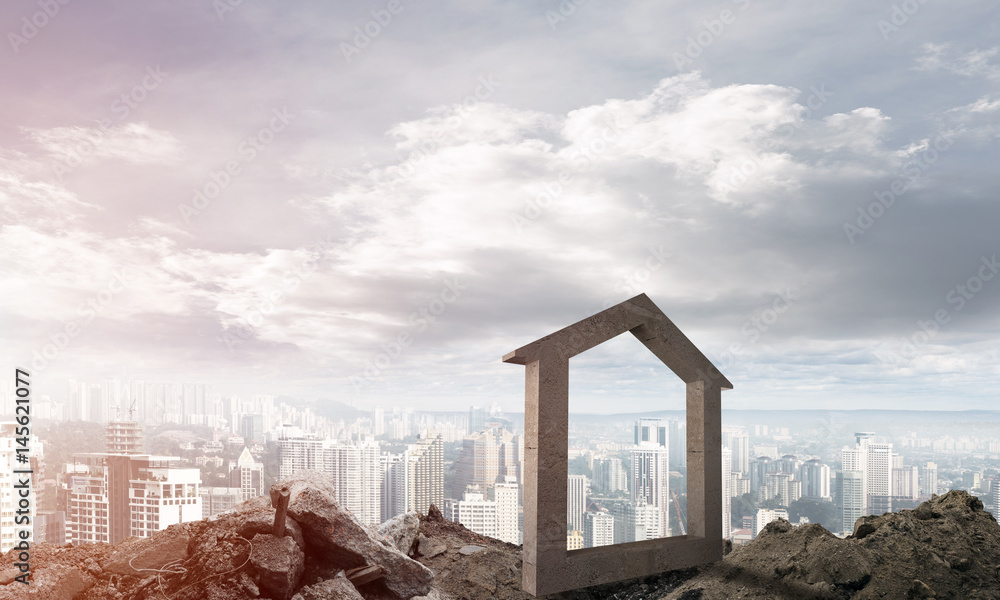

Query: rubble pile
[0,471,433,600]
[3,481,999,600]
[663,490,1000,600]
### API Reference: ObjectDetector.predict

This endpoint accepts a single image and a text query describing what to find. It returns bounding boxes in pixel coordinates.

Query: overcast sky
[2,0,999,414]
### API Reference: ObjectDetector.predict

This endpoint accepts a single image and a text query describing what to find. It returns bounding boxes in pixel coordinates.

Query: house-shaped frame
[503,293,732,596]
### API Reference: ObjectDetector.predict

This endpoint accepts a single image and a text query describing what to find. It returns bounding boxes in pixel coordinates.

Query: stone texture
[291,572,365,600]
[458,545,486,556]
[275,471,434,598]
[416,534,447,559]
[376,510,421,555]
[101,526,191,576]
[250,533,304,600]
[503,293,731,596]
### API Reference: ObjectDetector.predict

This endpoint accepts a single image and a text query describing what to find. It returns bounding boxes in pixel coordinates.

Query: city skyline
[3,2,1000,413]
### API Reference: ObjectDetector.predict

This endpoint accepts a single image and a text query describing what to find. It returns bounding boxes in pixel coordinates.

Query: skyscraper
[722,447,732,540]
[407,433,444,515]
[493,476,520,544]
[634,418,668,447]
[799,459,832,500]
[593,456,626,493]
[843,432,893,516]
[583,511,614,548]
[840,470,865,535]
[229,447,264,501]
[278,437,382,526]
[445,487,497,539]
[630,444,670,537]
[922,462,938,497]
[452,426,522,498]
[567,474,588,534]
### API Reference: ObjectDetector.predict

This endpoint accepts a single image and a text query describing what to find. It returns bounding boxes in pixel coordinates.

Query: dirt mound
[664,490,1000,600]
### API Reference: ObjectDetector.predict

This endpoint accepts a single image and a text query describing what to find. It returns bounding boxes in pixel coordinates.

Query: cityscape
[4,378,1000,557]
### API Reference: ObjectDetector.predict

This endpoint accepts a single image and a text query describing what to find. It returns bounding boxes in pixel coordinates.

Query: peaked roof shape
[503,292,732,389]
[503,293,732,596]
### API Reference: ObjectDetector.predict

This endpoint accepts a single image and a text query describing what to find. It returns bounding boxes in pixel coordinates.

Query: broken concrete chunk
[376,510,421,555]
[250,533,304,600]
[275,471,434,599]
[459,545,486,556]
[292,572,365,600]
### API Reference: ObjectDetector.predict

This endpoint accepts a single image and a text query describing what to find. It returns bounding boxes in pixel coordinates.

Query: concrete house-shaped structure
[503,293,732,596]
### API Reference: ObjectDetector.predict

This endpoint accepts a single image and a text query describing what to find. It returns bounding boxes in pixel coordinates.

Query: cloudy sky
[2,0,999,414]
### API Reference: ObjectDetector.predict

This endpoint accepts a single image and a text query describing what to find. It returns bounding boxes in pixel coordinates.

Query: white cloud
[24,122,183,167]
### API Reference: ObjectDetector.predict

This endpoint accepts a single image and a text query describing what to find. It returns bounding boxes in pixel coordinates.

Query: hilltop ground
[2,482,999,600]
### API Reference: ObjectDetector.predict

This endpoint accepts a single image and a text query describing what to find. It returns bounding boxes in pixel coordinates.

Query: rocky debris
[663,490,1000,600]
[5,486,999,600]
[293,571,366,600]
[249,533,304,600]
[0,471,432,600]
[377,510,421,555]
[279,471,434,599]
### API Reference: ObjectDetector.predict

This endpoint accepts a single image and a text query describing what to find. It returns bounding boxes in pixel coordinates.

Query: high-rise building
[722,448,732,540]
[452,427,522,498]
[229,447,263,501]
[468,406,487,434]
[68,452,202,545]
[278,437,382,526]
[567,475,588,534]
[445,487,497,540]
[762,472,800,507]
[105,420,143,455]
[922,462,938,497]
[583,511,615,548]
[799,459,832,500]
[841,432,893,516]
[407,433,444,516]
[381,452,409,522]
[840,470,865,535]
[749,456,776,493]
[891,465,919,501]
[630,444,670,537]
[610,499,662,544]
[669,420,686,469]
[200,487,244,518]
[722,428,750,474]
[593,457,626,494]
[493,476,520,544]
[634,418,668,447]
[753,508,788,538]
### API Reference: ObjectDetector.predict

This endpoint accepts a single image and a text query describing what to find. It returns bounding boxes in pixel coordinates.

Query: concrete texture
[503,293,731,596]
